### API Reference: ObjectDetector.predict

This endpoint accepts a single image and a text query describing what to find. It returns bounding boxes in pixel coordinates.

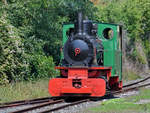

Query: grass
[89,88,150,113]
[123,70,141,81]
[0,78,50,103]
[127,88,150,102]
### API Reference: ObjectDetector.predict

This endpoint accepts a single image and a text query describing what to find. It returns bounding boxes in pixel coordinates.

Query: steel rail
[123,75,150,88]
[0,74,149,111]
[39,83,150,113]
[1,74,148,108]
[10,99,64,113]
[0,97,52,105]
[39,99,90,113]
[0,98,55,109]
[112,83,150,95]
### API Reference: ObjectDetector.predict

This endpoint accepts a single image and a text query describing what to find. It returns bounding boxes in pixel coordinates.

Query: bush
[0,16,30,84]
[28,55,58,80]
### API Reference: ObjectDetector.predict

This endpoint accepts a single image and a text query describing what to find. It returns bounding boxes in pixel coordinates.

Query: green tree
[96,0,150,66]
[0,15,30,84]
[0,0,97,83]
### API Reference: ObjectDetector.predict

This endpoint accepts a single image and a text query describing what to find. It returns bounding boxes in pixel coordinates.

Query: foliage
[0,16,30,84]
[0,0,150,84]
[0,0,97,84]
[96,0,150,65]
[28,55,57,79]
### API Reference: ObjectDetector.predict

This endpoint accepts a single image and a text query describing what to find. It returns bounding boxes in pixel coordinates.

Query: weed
[0,79,50,103]
[89,88,150,113]
[123,70,141,81]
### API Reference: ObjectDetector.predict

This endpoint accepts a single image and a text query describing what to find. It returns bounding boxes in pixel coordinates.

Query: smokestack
[75,12,83,34]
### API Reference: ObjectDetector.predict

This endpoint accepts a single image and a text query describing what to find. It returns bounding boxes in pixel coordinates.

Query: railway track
[0,97,55,109]
[112,82,150,95]
[0,75,150,113]
[10,99,64,113]
[0,96,53,105]
[123,74,150,88]
[39,99,89,113]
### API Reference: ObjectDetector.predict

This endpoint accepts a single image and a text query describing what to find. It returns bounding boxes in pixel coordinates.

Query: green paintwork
[62,24,74,45]
[61,24,74,60]
[97,23,122,81]
[61,23,122,81]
